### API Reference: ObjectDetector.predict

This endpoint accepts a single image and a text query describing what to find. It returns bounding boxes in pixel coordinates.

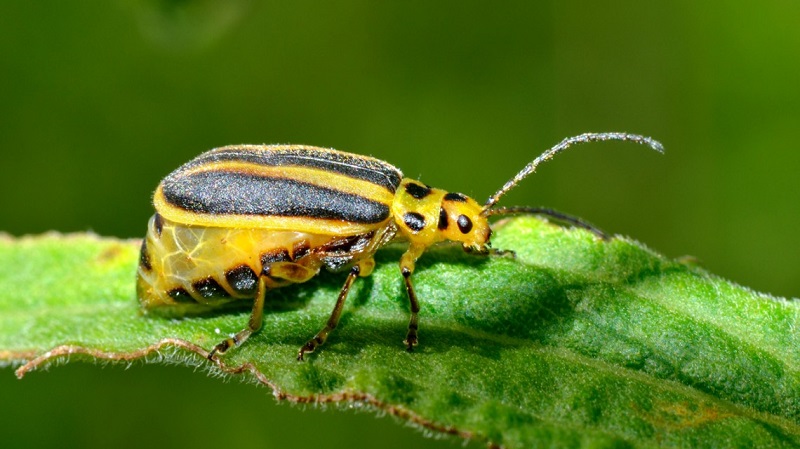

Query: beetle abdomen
[152,145,403,235]
[136,214,382,315]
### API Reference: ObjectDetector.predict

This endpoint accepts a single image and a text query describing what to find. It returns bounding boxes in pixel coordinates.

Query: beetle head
[437,191,492,252]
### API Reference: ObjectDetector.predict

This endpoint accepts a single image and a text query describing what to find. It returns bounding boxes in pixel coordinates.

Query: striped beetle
[137,132,663,360]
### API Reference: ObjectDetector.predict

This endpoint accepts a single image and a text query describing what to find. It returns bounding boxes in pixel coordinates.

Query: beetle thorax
[391,178,491,250]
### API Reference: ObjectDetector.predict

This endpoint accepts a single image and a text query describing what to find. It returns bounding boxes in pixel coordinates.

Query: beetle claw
[404,336,418,352]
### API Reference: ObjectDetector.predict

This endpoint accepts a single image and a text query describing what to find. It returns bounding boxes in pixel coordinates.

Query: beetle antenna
[481,132,664,212]
[484,206,610,239]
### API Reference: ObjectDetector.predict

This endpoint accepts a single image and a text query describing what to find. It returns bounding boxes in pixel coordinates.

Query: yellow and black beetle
[137,132,663,360]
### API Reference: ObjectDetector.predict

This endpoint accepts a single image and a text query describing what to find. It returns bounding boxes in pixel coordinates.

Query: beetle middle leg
[297,258,375,361]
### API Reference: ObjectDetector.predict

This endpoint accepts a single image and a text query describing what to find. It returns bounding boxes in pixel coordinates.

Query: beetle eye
[457,215,473,234]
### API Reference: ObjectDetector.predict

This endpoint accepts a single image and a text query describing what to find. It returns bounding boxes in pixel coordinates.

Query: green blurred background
[1,1,798,448]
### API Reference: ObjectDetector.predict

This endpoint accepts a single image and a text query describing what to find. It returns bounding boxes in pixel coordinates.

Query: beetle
[136,132,663,361]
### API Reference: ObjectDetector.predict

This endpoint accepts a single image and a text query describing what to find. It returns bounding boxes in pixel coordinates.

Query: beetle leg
[401,269,420,351]
[208,276,267,360]
[399,243,426,351]
[297,258,373,361]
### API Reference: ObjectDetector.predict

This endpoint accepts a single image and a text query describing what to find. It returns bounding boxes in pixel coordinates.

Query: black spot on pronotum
[153,213,164,237]
[403,212,426,232]
[193,277,229,299]
[261,248,290,266]
[438,207,448,230]
[444,192,467,202]
[405,182,432,200]
[167,287,194,303]
[139,239,152,271]
[225,265,258,296]
[457,214,473,234]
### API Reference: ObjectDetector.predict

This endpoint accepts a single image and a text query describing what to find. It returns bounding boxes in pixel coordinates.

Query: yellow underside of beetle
[136,215,388,314]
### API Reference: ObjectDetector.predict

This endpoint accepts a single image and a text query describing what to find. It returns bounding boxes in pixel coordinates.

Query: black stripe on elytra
[403,212,426,232]
[162,172,391,224]
[225,265,258,296]
[404,182,432,200]
[184,147,403,193]
[444,192,468,202]
[438,207,449,230]
[138,239,152,271]
[193,277,230,299]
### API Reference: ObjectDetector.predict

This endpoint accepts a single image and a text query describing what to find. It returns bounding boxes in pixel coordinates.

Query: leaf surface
[0,218,798,448]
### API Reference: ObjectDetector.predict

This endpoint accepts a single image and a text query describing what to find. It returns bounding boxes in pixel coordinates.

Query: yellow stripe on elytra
[153,193,388,235]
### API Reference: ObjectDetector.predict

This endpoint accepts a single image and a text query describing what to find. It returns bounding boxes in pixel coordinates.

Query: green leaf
[1,217,798,448]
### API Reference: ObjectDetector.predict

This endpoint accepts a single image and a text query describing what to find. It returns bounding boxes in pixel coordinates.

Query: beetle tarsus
[297,339,320,361]
[208,338,233,360]
[404,335,418,352]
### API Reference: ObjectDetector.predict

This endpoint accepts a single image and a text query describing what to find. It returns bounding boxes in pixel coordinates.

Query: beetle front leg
[208,276,267,360]
[401,267,420,351]
[400,243,426,351]
[297,258,374,361]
